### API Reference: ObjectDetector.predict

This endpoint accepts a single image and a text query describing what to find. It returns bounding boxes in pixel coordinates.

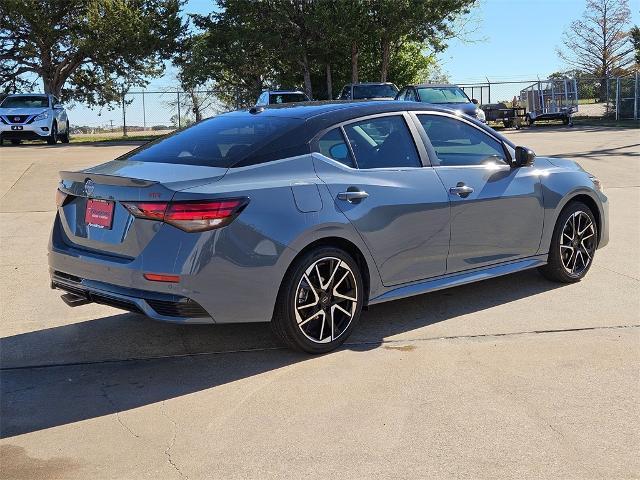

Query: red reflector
[143,273,180,283]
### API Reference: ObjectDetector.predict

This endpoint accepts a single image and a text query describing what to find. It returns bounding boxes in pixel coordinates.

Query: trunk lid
[57,160,228,258]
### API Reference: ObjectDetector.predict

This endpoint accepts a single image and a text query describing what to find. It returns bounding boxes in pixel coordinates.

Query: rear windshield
[417,87,470,104]
[269,93,307,104]
[118,114,304,167]
[1,95,49,108]
[352,84,398,99]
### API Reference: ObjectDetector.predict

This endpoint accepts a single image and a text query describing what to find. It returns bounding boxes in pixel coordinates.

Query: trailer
[480,102,527,129]
[519,79,578,126]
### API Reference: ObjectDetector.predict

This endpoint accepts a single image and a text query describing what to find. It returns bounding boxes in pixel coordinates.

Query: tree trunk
[326,63,333,100]
[380,39,391,82]
[351,42,359,84]
[301,52,313,99]
[190,90,202,122]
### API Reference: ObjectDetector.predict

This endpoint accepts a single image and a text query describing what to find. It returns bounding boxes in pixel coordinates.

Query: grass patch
[571,117,640,128]
[70,131,170,143]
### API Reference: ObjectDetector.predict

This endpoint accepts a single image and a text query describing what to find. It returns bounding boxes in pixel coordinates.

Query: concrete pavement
[0,126,638,479]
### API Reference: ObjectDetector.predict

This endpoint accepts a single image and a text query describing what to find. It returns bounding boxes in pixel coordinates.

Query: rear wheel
[271,247,364,354]
[538,202,598,283]
[47,122,58,145]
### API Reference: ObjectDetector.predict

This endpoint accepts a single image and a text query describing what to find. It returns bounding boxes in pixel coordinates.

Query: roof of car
[346,82,397,85]
[406,84,460,89]
[264,90,306,94]
[215,100,513,167]
[5,93,49,96]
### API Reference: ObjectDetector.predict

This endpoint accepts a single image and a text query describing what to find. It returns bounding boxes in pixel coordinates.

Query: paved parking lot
[1,126,639,479]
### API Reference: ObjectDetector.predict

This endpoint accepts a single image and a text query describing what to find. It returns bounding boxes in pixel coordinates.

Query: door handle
[337,190,369,203]
[449,184,474,198]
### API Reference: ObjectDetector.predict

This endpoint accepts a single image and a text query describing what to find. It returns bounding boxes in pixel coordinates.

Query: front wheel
[47,122,58,145]
[538,202,598,283]
[271,247,364,353]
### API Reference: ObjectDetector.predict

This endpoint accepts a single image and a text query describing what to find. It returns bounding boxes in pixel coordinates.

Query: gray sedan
[49,101,608,353]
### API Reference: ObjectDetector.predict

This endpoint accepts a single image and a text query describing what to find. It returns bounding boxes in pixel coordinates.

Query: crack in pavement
[1,324,638,372]
[161,400,187,479]
[99,383,140,439]
[0,162,34,201]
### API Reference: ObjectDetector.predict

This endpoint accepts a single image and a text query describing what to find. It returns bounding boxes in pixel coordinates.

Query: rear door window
[343,115,421,169]
[417,114,507,166]
[118,114,303,167]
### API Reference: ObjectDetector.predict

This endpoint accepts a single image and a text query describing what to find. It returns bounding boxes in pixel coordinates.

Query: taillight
[122,198,248,232]
[55,189,68,207]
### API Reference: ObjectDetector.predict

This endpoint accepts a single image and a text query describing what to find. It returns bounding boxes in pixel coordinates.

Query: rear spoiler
[59,171,158,187]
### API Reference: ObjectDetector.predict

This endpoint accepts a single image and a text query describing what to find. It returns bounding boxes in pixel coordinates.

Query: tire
[59,120,70,143]
[503,119,514,128]
[10,139,21,145]
[271,246,364,354]
[538,201,598,283]
[47,122,58,145]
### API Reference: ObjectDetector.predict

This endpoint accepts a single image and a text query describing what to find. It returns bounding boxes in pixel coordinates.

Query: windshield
[352,84,398,99]
[118,114,303,167]
[1,95,49,108]
[269,93,307,104]
[417,87,470,104]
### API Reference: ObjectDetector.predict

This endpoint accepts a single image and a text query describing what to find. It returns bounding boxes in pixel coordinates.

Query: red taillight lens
[55,189,68,207]
[122,198,248,232]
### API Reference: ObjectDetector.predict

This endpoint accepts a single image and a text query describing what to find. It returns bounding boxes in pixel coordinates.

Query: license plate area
[85,199,114,229]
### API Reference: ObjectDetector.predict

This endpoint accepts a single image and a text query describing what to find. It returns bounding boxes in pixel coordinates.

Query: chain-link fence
[67,89,222,139]
[458,74,639,121]
[64,74,639,139]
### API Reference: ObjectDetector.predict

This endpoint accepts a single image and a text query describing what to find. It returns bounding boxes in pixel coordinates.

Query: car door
[312,113,450,286]
[412,112,544,273]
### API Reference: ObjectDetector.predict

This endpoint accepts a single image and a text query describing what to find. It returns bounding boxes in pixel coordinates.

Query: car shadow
[1,269,564,438]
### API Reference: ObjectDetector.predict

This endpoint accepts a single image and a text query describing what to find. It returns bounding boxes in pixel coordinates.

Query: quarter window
[317,128,355,167]
[343,115,421,169]
[417,114,507,166]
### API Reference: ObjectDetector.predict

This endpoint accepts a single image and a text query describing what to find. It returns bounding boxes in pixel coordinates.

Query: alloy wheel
[294,256,358,344]
[560,211,596,276]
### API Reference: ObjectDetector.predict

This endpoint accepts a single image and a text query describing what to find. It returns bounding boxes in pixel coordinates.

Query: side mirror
[53,104,64,109]
[514,146,536,167]
[471,98,479,105]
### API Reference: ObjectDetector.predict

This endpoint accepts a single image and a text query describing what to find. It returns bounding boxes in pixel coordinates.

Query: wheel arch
[284,236,373,306]
[557,192,602,244]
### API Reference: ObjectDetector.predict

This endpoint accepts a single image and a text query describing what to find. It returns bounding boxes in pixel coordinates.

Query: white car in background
[0,93,70,145]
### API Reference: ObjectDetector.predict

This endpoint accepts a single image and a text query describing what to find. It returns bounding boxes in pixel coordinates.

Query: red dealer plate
[85,199,114,229]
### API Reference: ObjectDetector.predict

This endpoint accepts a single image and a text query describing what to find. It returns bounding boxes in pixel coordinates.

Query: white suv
[0,93,70,145]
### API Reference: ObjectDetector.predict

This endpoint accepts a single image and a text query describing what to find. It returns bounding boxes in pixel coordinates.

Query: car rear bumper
[50,269,214,324]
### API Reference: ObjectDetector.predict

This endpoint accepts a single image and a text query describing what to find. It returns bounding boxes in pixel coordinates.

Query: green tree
[630,26,640,68]
[0,0,184,105]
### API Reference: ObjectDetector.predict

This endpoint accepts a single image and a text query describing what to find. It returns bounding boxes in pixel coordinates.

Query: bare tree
[557,0,634,77]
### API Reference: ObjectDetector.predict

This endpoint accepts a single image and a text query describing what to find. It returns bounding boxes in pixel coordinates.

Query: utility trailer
[519,79,578,125]
[481,103,527,129]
